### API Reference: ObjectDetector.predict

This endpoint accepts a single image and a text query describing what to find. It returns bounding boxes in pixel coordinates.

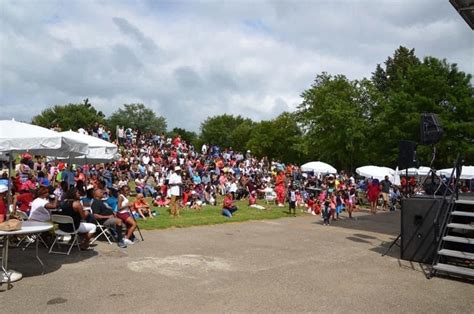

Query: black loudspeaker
[420,113,443,145]
[398,140,417,169]
[401,197,446,263]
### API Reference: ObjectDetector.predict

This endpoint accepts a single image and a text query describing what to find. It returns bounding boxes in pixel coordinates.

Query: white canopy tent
[300,161,337,174]
[399,166,431,176]
[56,131,119,165]
[0,120,90,219]
[0,120,89,157]
[356,165,395,181]
[438,166,474,180]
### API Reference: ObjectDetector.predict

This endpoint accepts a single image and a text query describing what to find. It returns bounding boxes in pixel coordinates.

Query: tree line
[31,46,473,171]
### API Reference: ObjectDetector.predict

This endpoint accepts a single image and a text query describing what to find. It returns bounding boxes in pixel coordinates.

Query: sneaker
[117,240,127,248]
[132,237,139,244]
[123,238,134,245]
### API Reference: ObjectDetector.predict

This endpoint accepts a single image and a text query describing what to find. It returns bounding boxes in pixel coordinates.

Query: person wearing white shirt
[29,186,58,221]
[168,166,182,217]
[142,154,150,165]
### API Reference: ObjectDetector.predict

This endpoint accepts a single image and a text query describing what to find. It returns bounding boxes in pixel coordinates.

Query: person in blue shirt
[0,172,9,187]
[62,165,76,188]
[37,171,50,187]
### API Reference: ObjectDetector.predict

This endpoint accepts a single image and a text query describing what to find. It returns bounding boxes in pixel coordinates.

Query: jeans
[222,206,237,218]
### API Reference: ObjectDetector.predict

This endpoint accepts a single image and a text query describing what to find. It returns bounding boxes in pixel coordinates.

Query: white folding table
[0,221,53,290]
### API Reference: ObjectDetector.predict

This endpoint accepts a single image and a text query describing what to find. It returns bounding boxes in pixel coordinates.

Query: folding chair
[83,206,113,245]
[90,218,114,245]
[265,190,277,205]
[49,215,81,255]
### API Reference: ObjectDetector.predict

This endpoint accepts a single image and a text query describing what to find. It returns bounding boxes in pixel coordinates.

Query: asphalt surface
[1,210,473,313]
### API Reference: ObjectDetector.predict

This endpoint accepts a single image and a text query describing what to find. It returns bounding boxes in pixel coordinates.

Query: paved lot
[1,210,473,313]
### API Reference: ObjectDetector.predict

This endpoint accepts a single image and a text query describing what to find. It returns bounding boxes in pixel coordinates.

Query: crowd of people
[0,127,426,248]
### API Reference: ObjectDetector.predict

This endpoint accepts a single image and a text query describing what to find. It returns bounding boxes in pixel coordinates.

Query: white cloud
[1,0,472,131]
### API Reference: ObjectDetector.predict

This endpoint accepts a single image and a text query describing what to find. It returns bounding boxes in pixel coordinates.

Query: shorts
[382,192,389,202]
[116,211,132,223]
[77,222,97,234]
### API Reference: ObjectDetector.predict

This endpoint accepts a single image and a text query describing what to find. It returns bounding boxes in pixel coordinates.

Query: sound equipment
[420,113,443,145]
[400,197,447,263]
[398,140,417,169]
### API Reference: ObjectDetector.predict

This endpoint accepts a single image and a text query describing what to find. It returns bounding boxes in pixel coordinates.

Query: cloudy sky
[1,0,473,131]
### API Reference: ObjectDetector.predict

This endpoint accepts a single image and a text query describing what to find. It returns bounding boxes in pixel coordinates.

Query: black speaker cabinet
[398,140,417,169]
[401,197,447,263]
[420,113,443,145]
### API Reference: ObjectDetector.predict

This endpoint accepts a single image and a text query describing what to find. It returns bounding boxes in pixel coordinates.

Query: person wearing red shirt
[222,192,237,218]
[14,191,34,214]
[275,171,286,207]
[367,179,381,215]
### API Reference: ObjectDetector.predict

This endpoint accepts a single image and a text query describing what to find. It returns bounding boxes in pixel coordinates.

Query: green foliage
[107,103,167,135]
[297,73,371,171]
[169,127,198,147]
[247,112,303,164]
[370,49,474,167]
[200,114,253,149]
[31,99,105,131]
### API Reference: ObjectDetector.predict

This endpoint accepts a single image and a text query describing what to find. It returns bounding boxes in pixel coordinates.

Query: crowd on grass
[3,127,466,249]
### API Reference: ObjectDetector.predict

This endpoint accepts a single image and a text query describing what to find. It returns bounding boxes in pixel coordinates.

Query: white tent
[399,166,432,176]
[393,167,401,185]
[0,120,88,156]
[57,131,119,164]
[399,167,419,176]
[0,120,89,219]
[356,165,395,180]
[460,166,474,180]
[300,161,337,174]
[438,166,474,180]
[61,131,117,156]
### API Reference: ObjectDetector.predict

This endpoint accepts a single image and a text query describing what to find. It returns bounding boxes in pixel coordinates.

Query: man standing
[381,175,392,211]
[168,166,182,217]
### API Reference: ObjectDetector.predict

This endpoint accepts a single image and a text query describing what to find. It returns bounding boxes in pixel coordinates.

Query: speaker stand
[382,234,401,257]
[420,145,452,195]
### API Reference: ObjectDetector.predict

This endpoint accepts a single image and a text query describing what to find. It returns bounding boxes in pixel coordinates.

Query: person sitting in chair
[58,188,96,250]
[91,189,127,248]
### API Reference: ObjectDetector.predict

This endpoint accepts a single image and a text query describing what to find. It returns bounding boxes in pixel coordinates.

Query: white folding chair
[49,215,81,255]
[265,190,277,205]
[84,206,113,245]
[90,219,114,245]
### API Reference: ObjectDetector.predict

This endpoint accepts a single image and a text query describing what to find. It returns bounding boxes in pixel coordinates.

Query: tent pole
[7,152,13,220]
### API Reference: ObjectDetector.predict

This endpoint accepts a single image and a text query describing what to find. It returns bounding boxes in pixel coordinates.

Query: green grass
[135,197,303,230]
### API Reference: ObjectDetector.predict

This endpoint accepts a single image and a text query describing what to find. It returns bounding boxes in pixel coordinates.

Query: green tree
[199,114,252,149]
[107,104,167,135]
[31,99,105,131]
[169,127,198,146]
[247,112,303,164]
[297,73,371,171]
[370,48,474,167]
[229,119,256,153]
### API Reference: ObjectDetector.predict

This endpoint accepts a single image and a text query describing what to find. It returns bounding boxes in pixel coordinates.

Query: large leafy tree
[247,112,303,164]
[169,127,198,147]
[199,114,253,149]
[370,47,474,167]
[297,73,371,171]
[107,104,167,135]
[31,99,105,131]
